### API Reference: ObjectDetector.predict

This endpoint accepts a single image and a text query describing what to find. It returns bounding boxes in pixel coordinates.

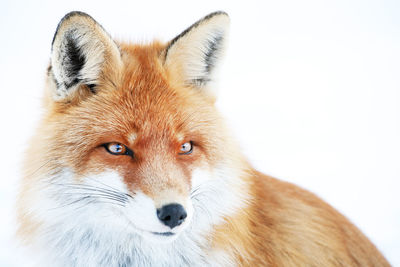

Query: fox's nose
[157,203,187,229]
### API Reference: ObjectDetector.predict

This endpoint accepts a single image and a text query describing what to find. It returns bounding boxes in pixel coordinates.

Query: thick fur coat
[17,11,389,266]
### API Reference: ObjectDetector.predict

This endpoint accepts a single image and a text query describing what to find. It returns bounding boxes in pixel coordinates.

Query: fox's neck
[35,222,211,267]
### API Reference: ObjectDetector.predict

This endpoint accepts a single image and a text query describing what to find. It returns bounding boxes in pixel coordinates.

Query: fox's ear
[50,11,122,101]
[164,11,229,96]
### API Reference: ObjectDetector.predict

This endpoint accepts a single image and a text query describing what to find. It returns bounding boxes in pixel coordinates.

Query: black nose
[157,203,187,229]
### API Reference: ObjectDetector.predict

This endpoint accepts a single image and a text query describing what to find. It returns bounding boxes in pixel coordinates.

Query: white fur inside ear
[51,26,105,99]
[50,12,121,101]
[165,12,230,91]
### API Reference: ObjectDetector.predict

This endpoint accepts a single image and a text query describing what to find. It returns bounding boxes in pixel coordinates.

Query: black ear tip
[61,11,93,21]
[51,11,95,46]
[206,11,229,18]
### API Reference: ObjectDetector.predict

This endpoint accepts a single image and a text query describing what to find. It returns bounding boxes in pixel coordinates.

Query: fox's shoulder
[212,171,389,266]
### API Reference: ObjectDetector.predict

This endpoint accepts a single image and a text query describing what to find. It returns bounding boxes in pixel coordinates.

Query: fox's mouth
[125,217,179,241]
[151,231,175,236]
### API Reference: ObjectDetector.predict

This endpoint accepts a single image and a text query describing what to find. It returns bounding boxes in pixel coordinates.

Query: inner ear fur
[50,11,122,101]
[163,11,230,96]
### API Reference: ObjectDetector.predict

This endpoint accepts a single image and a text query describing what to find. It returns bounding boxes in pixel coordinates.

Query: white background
[1,0,399,265]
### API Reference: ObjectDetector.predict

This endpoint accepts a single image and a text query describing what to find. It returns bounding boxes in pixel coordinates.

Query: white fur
[123,191,193,243]
[51,25,105,100]
[23,163,245,267]
[22,12,243,267]
[50,13,122,101]
[165,13,229,94]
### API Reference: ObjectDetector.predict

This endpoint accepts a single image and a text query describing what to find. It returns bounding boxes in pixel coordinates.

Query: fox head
[19,11,248,246]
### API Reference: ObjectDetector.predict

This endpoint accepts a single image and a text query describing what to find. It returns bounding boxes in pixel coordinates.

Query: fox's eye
[179,141,193,155]
[104,142,132,156]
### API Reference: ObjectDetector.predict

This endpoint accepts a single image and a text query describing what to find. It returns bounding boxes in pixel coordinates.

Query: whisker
[95,195,128,204]
[58,183,123,194]
[50,194,127,211]
[51,183,129,200]
[190,179,217,196]
[72,199,125,211]
[190,187,212,200]
[49,196,92,210]
[80,174,134,199]
[27,159,54,177]
[190,187,201,197]
[59,191,128,203]
[192,197,212,220]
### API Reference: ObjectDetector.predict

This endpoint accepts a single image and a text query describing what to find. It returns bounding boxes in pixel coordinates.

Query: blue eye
[104,142,132,156]
[179,141,193,155]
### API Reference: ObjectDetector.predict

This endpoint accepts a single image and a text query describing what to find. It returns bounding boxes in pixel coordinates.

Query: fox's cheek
[77,148,136,180]
[191,167,213,190]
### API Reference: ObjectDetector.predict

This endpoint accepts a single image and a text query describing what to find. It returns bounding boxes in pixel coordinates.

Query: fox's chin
[142,231,181,243]
[130,226,183,243]
[125,220,188,244]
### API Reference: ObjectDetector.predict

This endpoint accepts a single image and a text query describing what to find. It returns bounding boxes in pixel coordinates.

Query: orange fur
[213,171,389,266]
[17,11,390,266]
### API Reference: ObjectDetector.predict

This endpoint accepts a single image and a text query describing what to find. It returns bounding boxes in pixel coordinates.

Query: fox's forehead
[76,43,212,142]
[119,42,167,85]
[118,43,181,111]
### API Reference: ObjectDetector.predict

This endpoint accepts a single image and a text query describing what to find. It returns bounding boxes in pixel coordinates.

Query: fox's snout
[157,203,187,229]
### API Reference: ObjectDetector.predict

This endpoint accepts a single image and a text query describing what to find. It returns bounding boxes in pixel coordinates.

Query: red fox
[17,11,390,266]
